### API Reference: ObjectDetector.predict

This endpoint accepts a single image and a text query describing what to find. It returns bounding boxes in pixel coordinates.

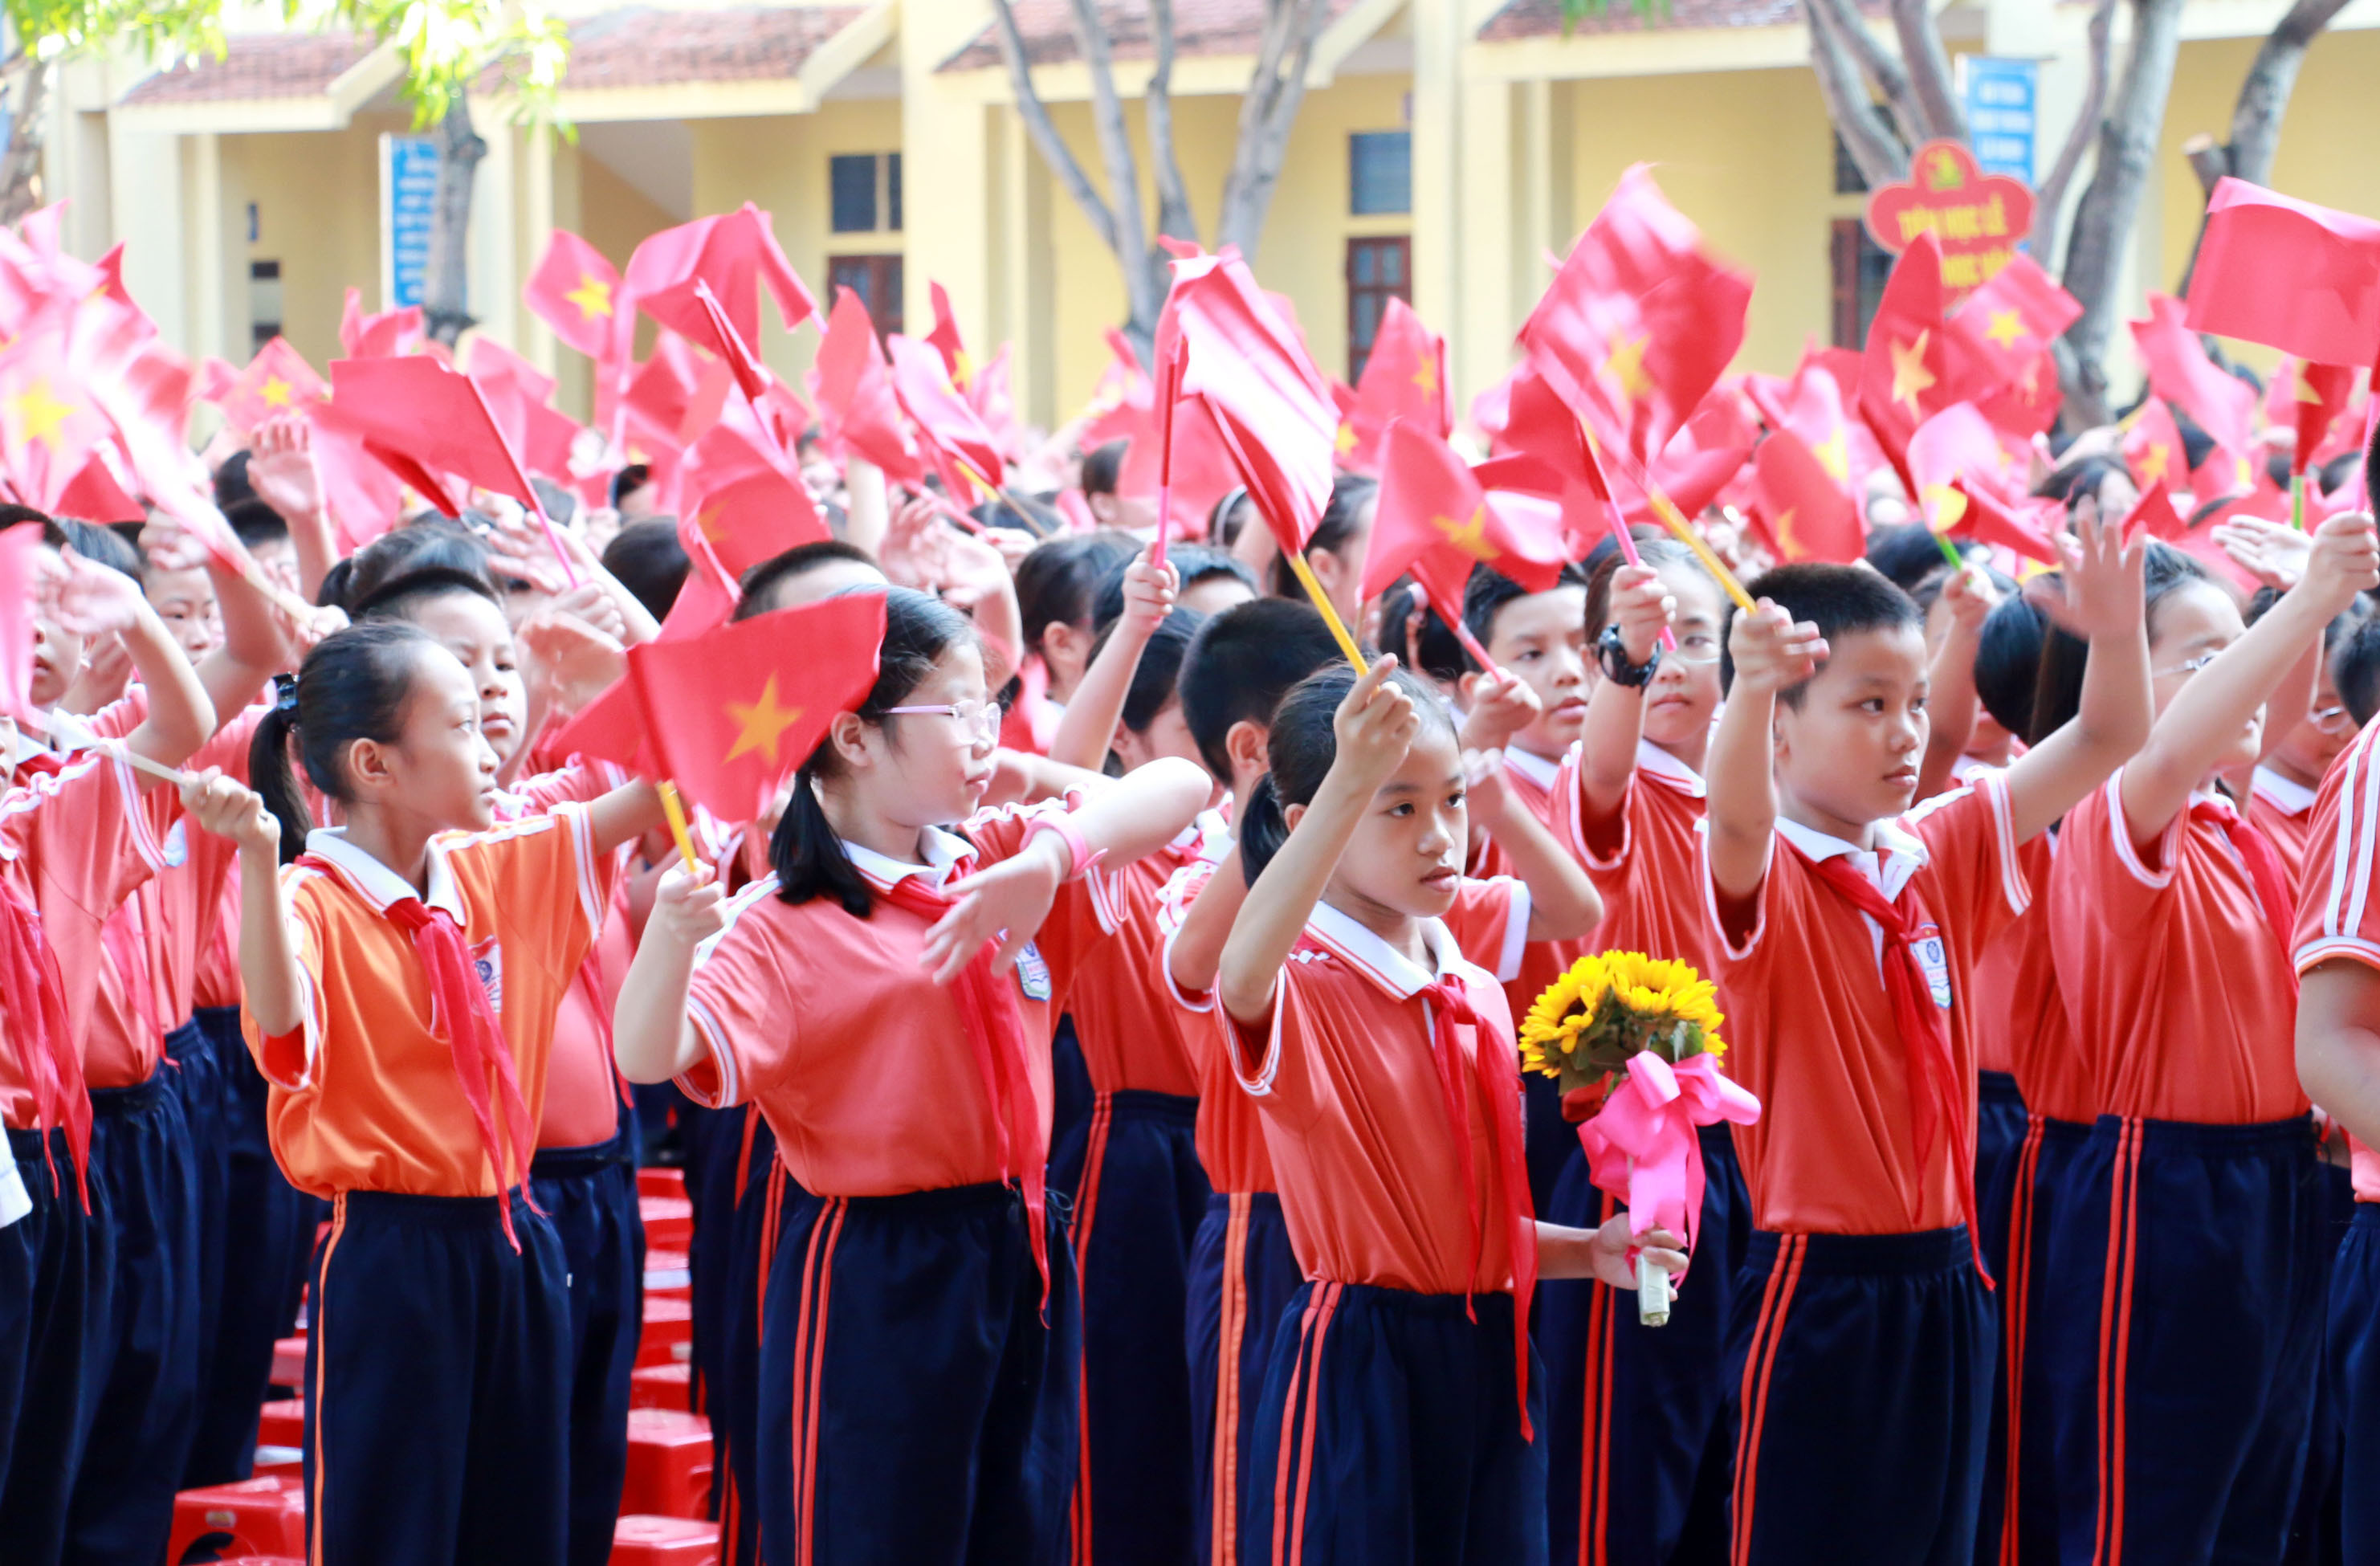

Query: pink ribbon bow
[1576,1053,1762,1262]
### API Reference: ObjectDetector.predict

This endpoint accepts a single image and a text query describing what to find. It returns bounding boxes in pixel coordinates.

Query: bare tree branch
[988,0,1124,259]
[2032,0,2113,274]
[1145,0,1198,251]
[2060,0,2188,426]
[424,98,484,346]
[1803,0,1924,157]
[1065,0,1161,331]
[0,56,49,230]
[1889,0,1967,140]
[1216,0,1327,258]
[2225,0,2350,186]
[1804,0,1909,186]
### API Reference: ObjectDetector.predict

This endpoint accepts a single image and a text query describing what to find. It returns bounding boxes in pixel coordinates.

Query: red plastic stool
[251,1445,304,1478]
[166,1475,307,1564]
[635,1295,693,1370]
[630,1360,691,1410]
[639,1195,692,1250]
[620,1408,713,1519]
[610,1513,719,1564]
[256,1397,304,1450]
[644,1247,691,1299]
[636,1167,686,1202]
[268,1336,307,1392]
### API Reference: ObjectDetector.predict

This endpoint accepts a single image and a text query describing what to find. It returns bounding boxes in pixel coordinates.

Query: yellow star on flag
[696,505,730,544]
[10,378,75,451]
[1984,310,2027,350]
[1922,483,1968,532]
[564,272,613,321]
[1889,332,1937,416]
[1811,426,1850,483]
[1335,421,1358,459]
[262,375,293,408]
[1774,508,1802,559]
[723,675,805,767]
[1604,330,1653,406]
[1412,356,1439,398]
[2138,442,2170,485]
[1433,508,1498,562]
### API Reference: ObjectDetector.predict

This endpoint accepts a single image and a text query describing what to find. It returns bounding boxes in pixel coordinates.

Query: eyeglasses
[1669,631,1723,667]
[882,698,1002,744]
[2152,650,2223,681]
[2313,703,2358,735]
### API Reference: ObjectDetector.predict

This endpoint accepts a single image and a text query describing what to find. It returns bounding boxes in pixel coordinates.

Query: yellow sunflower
[1518,949,1726,1094]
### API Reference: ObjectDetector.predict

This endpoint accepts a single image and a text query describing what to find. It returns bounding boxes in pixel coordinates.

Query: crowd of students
[2,367,2380,1566]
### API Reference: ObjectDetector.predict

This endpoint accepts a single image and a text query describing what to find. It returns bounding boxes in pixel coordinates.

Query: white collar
[1775,813,1928,901]
[304,826,467,921]
[1636,738,1706,797]
[2251,765,2318,817]
[1305,898,1473,1000]
[842,826,975,894]
[1503,745,1561,792]
[1191,806,1233,864]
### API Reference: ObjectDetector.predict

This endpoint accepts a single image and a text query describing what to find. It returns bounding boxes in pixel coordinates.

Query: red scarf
[0,877,87,1206]
[2197,797,2297,977]
[304,855,540,1248]
[876,870,1050,1306]
[1791,842,1989,1281]
[1416,973,1540,1438]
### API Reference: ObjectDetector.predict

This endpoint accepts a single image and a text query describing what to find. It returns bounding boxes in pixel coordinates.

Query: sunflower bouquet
[1522,950,1759,1326]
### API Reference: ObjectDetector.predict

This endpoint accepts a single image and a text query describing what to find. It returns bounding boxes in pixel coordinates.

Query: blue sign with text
[387,135,440,308]
[1962,57,2037,186]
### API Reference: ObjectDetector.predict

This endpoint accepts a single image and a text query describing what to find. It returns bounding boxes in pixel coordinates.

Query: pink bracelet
[1024,812,1105,882]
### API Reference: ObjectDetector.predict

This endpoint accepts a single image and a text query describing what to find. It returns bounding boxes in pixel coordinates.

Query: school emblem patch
[162,820,188,869]
[1014,940,1052,1002]
[471,937,503,1014]
[1913,924,1952,1008]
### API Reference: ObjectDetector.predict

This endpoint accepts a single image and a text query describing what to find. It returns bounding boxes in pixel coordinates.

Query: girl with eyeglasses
[610,585,1209,1564]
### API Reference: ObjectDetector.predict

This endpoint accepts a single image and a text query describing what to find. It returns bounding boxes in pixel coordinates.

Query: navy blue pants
[753,1181,1079,1566]
[2285,1158,2354,1566]
[1726,1226,1992,1566]
[163,1016,231,1491]
[185,1004,319,1485]
[716,1115,785,1566]
[679,1101,752,1425]
[1970,1071,2028,1565]
[1978,1115,2093,1566]
[1541,1123,1747,1566]
[2329,1204,2380,1560]
[1525,1074,1573,1227]
[1046,1016,1093,1205]
[1060,1091,1210,1566]
[304,1189,570,1566]
[2036,1115,2324,1566]
[65,1072,201,1566]
[1245,1283,1545,1566]
[0,1124,110,1561]
[530,1135,646,1566]
[1186,1192,1302,1566]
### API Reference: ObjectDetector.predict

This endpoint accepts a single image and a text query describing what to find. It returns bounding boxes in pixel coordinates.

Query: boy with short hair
[1702,508,2149,1564]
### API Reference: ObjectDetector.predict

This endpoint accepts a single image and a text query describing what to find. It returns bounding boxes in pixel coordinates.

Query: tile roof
[1477,0,1842,42]
[544,6,869,90]
[118,32,375,107]
[940,0,1362,72]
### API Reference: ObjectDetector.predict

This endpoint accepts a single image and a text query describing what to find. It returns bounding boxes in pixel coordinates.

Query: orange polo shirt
[2293,720,2380,1200]
[2249,764,2319,883]
[1063,808,1233,1099]
[1469,744,1592,1026]
[1225,881,1529,1294]
[679,801,1108,1197]
[244,804,613,1200]
[2052,773,2305,1126]
[1703,773,2032,1236]
[1567,738,1712,976]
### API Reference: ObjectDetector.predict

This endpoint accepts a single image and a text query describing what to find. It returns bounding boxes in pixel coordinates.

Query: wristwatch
[1596,624,1663,689]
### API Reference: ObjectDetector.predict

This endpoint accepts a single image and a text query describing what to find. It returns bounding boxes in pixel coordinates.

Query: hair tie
[272,671,300,717]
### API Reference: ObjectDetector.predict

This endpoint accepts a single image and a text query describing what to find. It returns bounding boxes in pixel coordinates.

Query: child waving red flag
[524,227,625,362]
[1363,418,1568,626]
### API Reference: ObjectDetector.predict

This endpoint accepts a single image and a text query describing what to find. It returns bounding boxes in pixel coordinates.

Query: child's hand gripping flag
[625,591,887,823]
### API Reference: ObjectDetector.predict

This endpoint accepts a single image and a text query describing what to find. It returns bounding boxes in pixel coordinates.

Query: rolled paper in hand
[1636,1251,1673,1327]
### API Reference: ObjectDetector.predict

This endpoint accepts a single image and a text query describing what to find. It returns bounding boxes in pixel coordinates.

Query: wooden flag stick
[1152,337,1188,570]
[1574,423,1757,611]
[2293,471,2307,533]
[1284,548,1369,674]
[656,779,698,871]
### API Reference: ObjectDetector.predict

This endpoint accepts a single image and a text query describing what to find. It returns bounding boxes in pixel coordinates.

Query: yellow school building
[41,0,2380,437]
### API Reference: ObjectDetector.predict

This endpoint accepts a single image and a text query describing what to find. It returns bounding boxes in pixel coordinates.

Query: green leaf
[1556,0,1669,38]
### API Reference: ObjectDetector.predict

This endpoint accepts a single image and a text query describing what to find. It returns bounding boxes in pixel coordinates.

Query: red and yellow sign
[1863,140,2035,302]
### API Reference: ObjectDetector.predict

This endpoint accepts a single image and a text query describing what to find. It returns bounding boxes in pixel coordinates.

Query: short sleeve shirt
[2293,722,2380,1199]
[1564,739,1712,976]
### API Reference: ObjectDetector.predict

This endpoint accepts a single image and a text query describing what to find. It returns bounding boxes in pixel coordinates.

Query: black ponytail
[1238,662,1451,886]
[768,586,979,916]
[248,621,440,865]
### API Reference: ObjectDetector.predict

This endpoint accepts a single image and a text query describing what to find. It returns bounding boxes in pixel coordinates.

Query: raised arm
[50,551,214,778]
[1168,842,1246,996]
[1704,602,1824,903]
[1047,549,1178,771]
[613,859,727,1084]
[1218,660,1418,1022]
[588,779,669,858]
[1468,754,1600,942]
[1916,568,1992,803]
[1575,565,1673,827]
[183,773,304,1036]
[2108,512,2370,849]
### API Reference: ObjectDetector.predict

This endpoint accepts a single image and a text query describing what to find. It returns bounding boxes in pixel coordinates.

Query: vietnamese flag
[1362,420,1567,616]
[1858,234,1994,470]
[0,323,108,512]
[329,355,542,516]
[1944,479,2062,565]
[813,287,923,484]
[1338,297,1449,474]
[467,336,582,483]
[545,672,653,777]
[1161,251,1337,553]
[339,289,426,359]
[1518,165,1751,468]
[622,332,733,456]
[626,204,816,369]
[2131,292,2256,463]
[218,336,325,434]
[2123,397,2190,495]
[525,229,623,363]
[678,421,828,580]
[2186,178,2380,367]
[2120,482,2189,543]
[1946,253,2080,377]
[626,590,886,822]
[2291,361,2356,475]
[888,334,1005,498]
[926,280,972,388]
[1907,404,2019,532]
[304,397,407,550]
[1753,430,1864,564]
